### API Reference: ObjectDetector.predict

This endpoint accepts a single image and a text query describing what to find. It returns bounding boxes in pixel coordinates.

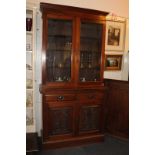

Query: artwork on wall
[26,51,32,70]
[104,54,123,71]
[26,70,33,89]
[26,90,33,107]
[26,34,32,51]
[105,21,125,51]
[26,108,34,125]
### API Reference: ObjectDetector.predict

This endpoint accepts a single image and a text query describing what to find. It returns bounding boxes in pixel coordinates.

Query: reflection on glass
[46,19,72,82]
[79,22,103,82]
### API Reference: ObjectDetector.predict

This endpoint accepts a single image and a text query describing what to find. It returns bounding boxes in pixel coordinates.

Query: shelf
[26,31,33,35]
[26,50,33,53]
[47,66,71,69]
[80,80,99,82]
[26,88,34,91]
[47,49,71,52]
[80,36,101,40]
[26,67,32,71]
[54,80,70,82]
[26,9,33,14]
[48,34,72,38]
[80,50,100,53]
[80,67,100,69]
[26,107,34,110]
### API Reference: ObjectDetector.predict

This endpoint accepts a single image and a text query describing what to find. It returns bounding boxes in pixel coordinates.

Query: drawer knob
[57,96,64,100]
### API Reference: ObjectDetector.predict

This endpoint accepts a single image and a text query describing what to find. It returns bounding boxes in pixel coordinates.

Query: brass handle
[57,96,64,100]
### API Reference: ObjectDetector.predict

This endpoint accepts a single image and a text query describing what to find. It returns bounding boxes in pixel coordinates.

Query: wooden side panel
[104,79,129,138]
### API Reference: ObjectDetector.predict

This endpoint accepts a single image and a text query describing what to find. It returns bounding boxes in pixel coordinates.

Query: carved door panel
[78,102,103,135]
[45,101,75,139]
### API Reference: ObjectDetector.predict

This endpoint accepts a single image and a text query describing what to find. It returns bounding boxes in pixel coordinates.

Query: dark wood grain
[104,79,129,139]
[42,134,105,149]
[40,3,109,17]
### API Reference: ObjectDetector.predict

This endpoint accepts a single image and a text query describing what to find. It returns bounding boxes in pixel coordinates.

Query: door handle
[57,96,64,101]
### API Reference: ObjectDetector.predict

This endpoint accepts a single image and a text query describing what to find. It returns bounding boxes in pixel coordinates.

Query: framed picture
[26,70,33,89]
[104,54,122,71]
[26,108,34,125]
[26,33,32,51]
[26,51,32,70]
[26,90,33,107]
[105,21,125,51]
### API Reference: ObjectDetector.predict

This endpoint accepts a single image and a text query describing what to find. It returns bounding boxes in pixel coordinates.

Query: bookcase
[26,8,36,133]
[40,3,109,149]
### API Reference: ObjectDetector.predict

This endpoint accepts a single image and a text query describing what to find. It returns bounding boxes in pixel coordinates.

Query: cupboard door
[45,17,74,83]
[44,102,75,138]
[79,21,104,82]
[48,106,73,136]
[78,102,103,135]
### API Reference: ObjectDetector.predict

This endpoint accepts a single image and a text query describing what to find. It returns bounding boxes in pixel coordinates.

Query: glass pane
[79,22,102,82]
[46,19,72,82]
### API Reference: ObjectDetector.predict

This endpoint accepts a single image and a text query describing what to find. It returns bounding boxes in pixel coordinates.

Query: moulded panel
[48,107,73,136]
[79,105,102,133]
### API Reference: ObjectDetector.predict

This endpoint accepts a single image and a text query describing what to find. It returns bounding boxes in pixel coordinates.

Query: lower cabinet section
[41,88,105,149]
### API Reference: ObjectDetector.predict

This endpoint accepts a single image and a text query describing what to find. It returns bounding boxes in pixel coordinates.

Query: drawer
[45,94,76,102]
[77,93,103,101]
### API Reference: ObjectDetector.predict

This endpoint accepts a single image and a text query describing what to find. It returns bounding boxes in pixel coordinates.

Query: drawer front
[77,92,103,101]
[45,94,76,102]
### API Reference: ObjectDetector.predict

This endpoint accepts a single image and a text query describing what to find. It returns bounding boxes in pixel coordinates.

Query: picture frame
[105,21,125,51]
[26,70,33,89]
[26,51,32,70]
[26,108,34,125]
[26,90,33,107]
[26,33,32,51]
[104,54,123,71]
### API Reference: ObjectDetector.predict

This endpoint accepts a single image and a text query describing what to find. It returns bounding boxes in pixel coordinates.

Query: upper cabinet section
[40,3,109,87]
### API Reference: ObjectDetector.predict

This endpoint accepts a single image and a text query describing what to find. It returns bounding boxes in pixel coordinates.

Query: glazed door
[42,15,75,85]
[78,20,105,83]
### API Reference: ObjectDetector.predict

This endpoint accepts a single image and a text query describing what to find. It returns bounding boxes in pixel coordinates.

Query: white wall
[27,0,129,136]
[104,18,129,81]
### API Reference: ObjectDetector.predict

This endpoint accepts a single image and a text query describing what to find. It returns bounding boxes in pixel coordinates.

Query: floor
[36,135,129,155]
